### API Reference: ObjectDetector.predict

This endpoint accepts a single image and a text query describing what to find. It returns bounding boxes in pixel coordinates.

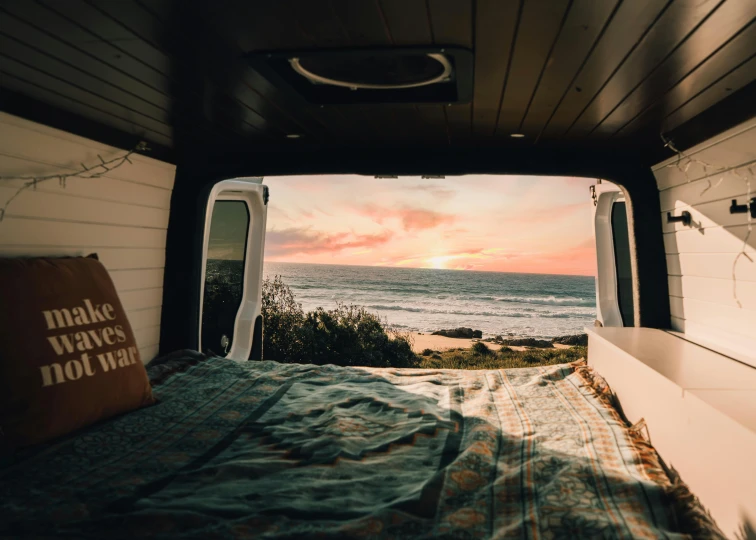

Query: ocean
[263,262,596,339]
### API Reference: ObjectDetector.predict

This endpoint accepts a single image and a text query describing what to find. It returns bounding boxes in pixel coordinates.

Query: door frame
[593,184,629,327]
[198,178,267,360]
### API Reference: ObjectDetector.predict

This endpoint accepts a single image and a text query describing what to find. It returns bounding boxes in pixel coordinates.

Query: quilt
[0,353,687,539]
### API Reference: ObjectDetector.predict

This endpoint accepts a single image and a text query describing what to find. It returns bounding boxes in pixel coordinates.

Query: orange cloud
[265,228,393,258]
[372,241,596,275]
[504,202,588,225]
[404,184,457,200]
[360,205,456,231]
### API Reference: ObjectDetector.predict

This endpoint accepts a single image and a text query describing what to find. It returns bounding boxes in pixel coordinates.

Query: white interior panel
[654,119,756,190]
[587,327,756,539]
[666,252,756,282]
[0,112,175,363]
[654,117,756,364]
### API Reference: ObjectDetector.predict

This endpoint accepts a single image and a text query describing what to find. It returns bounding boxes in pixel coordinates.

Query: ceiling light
[510,133,525,138]
[286,134,301,139]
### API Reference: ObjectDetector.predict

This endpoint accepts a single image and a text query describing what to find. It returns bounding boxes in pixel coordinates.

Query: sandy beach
[410,332,573,353]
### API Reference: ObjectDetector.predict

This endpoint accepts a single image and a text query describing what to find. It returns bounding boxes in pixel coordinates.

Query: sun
[427,256,448,269]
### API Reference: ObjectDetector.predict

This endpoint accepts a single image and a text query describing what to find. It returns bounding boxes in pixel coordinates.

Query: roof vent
[290,53,451,90]
[247,47,472,105]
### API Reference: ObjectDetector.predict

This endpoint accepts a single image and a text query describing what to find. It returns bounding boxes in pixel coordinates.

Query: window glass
[202,201,250,355]
[611,201,634,326]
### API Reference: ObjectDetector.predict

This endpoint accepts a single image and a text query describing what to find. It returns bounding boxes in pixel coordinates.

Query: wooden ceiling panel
[0,0,753,159]
[428,0,473,48]
[132,0,332,141]
[663,55,756,132]
[576,0,748,137]
[90,0,330,142]
[540,0,670,139]
[0,6,170,115]
[493,0,571,137]
[71,0,172,74]
[329,0,393,46]
[428,0,473,143]
[618,19,756,136]
[0,59,174,147]
[472,0,521,137]
[0,34,171,129]
[284,0,352,49]
[596,3,756,136]
[519,0,619,138]
[132,0,173,23]
[6,1,171,99]
[379,0,433,45]
[210,0,311,53]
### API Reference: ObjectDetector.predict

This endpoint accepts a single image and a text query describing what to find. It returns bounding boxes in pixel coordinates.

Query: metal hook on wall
[667,210,692,227]
[729,198,756,219]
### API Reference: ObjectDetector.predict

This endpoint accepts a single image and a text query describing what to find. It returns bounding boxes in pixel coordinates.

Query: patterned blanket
[0,353,686,539]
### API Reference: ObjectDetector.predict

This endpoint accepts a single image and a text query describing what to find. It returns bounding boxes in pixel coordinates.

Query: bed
[0,353,704,539]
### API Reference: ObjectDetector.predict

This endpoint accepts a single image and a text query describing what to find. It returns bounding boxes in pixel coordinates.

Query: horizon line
[262,259,596,278]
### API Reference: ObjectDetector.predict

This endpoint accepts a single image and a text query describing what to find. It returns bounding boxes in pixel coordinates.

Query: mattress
[1,352,691,539]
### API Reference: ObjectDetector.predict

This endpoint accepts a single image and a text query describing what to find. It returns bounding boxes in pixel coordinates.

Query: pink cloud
[265,228,393,257]
[404,184,457,200]
[360,205,456,231]
[505,202,588,225]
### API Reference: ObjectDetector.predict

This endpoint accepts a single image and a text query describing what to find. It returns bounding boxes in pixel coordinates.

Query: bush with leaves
[471,341,491,356]
[261,276,416,367]
[261,275,307,362]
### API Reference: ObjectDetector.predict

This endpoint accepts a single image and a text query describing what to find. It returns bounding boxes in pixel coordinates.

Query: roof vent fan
[247,47,472,105]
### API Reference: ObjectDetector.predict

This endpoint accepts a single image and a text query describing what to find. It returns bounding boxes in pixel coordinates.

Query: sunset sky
[262,175,598,276]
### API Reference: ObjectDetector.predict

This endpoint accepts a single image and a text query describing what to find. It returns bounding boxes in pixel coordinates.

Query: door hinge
[263,185,269,205]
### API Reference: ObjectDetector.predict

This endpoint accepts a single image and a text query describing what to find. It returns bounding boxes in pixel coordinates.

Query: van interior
[0,1,754,538]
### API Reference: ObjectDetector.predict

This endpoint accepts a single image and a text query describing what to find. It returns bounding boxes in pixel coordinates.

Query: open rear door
[593,181,634,327]
[199,178,268,360]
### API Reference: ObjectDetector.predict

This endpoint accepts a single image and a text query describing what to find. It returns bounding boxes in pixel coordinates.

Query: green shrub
[471,341,491,355]
[261,275,307,362]
[540,350,559,360]
[420,348,434,356]
[262,276,416,368]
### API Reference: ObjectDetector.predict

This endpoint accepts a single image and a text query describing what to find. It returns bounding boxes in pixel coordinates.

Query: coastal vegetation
[415,344,587,370]
[262,275,586,369]
[262,275,416,368]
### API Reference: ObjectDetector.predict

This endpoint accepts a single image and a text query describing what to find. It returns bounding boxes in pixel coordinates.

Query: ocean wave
[366,304,529,317]
[492,295,595,307]
[541,313,592,319]
[365,304,589,319]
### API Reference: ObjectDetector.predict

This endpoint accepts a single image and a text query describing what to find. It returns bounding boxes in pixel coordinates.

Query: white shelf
[586,326,756,539]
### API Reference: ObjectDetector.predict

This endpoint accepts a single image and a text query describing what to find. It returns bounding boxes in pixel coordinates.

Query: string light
[0,141,149,222]
[661,132,754,307]
[731,166,753,308]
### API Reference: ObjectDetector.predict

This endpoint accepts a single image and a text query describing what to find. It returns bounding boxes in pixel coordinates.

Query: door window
[594,184,634,327]
[611,201,634,326]
[201,200,250,355]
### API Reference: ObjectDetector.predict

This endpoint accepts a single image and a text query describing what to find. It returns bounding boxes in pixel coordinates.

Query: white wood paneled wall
[653,117,756,364]
[0,112,175,364]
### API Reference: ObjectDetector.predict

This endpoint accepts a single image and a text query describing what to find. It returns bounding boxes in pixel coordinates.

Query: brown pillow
[0,255,155,450]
